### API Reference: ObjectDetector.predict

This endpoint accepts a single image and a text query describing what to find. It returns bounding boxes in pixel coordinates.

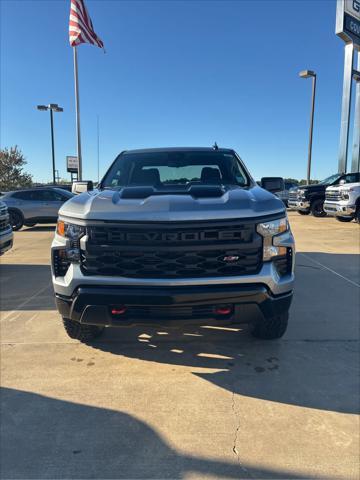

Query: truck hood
[326,182,360,192]
[59,186,285,222]
[295,184,326,193]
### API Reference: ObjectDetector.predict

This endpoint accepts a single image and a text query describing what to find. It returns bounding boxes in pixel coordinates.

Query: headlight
[257,217,288,261]
[56,221,85,264]
[341,189,351,200]
[57,220,85,239]
[256,218,288,237]
[297,189,305,197]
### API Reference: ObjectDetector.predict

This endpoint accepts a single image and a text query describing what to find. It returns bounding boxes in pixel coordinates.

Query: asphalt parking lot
[1,211,359,479]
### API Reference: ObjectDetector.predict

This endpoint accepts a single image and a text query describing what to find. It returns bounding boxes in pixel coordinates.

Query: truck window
[102,151,249,188]
[343,173,360,184]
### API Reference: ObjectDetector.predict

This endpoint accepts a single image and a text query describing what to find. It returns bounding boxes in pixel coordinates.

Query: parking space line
[299,253,360,288]
[1,284,52,322]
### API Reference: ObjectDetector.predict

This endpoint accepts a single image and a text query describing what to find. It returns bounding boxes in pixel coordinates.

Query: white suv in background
[324,181,360,223]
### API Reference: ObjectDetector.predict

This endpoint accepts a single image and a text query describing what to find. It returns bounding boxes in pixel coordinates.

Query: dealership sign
[66,155,79,173]
[336,0,360,47]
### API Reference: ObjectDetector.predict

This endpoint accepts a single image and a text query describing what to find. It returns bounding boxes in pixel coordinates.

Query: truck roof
[122,147,235,154]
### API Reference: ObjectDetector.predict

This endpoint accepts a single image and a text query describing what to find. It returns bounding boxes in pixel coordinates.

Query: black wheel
[311,199,326,217]
[297,210,310,215]
[251,312,288,340]
[336,216,353,223]
[9,210,24,230]
[62,318,105,342]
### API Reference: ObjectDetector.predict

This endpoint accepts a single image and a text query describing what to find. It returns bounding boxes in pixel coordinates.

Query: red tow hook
[111,306,127,315]
[215,305,233,315]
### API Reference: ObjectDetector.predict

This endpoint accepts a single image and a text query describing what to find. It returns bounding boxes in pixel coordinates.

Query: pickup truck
[288,172,360,217]
[51,147,295,342]
[324,180,360,223]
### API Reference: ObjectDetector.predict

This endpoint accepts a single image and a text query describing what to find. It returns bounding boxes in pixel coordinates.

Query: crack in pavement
[231,390,254,479]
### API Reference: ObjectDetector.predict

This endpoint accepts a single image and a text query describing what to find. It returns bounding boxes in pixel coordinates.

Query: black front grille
[81,221,263,279]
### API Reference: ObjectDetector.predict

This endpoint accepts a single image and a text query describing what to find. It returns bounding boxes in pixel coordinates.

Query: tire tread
[62,318,104,342]
[251,312,288,340]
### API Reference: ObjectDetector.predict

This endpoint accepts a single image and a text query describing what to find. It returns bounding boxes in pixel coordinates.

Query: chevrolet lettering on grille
[106,230,244,243]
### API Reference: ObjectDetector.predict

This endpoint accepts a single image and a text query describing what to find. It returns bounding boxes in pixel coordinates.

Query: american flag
[69,0,104,49]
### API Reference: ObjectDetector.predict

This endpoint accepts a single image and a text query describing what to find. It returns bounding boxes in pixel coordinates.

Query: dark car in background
[1,187,74,230]
[288,172,360,217]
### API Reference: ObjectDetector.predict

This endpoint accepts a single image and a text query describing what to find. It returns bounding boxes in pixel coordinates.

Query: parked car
[324,180,360,223]
[0,201,13,255]
[288,172,360,217]
[52,184,73,192]
[275,181,298,207]
[51,147,295,342]
[1,187,74,230]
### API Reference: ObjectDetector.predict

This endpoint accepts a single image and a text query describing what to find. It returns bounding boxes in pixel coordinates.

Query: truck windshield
[318,174,341,185]
[101,151,250,189]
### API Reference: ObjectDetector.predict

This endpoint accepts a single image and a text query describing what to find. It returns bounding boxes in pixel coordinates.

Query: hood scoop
[119,185,226,199]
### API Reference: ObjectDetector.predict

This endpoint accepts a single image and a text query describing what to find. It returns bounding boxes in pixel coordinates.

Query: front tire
[62,318,105,342]
[251,312,288,340]
[311,199,326,217]
[336,216,353,223]
[297,210,310,215]
[9,210,24,230]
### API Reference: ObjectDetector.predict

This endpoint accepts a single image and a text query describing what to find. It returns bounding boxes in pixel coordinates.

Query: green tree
[299,179,319,185]
[0,146,32,191]
[284,178,299,185]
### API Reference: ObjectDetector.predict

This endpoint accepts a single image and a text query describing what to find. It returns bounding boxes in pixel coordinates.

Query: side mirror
[72,181,94,194]
[260,177,285,193]
[339,179,346,185]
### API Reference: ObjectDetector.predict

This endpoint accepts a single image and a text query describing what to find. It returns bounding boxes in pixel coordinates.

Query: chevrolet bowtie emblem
[222,255,240,262]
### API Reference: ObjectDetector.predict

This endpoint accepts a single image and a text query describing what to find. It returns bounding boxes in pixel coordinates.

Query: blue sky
[0,0,355,182]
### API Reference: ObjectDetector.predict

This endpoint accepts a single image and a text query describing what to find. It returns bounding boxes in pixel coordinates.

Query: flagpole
[97,114,100,183]
[73,46,82,181]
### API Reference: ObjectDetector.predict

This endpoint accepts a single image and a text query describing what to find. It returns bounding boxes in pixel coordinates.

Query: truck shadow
[0,387,314,479]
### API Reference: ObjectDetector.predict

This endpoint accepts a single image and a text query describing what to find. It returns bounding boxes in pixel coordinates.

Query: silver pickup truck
[51,147,295,342]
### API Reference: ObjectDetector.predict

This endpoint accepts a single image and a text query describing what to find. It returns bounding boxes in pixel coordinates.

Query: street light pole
[37,103,63,185]
[307,74,317,184]
[49,108,56,184]
[299,70,317,184]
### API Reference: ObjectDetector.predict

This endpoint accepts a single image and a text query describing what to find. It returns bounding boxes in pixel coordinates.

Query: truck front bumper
[287,200,299,209]
[288,199,310,211]
[324,201,356,217]
[55,284,293,327]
